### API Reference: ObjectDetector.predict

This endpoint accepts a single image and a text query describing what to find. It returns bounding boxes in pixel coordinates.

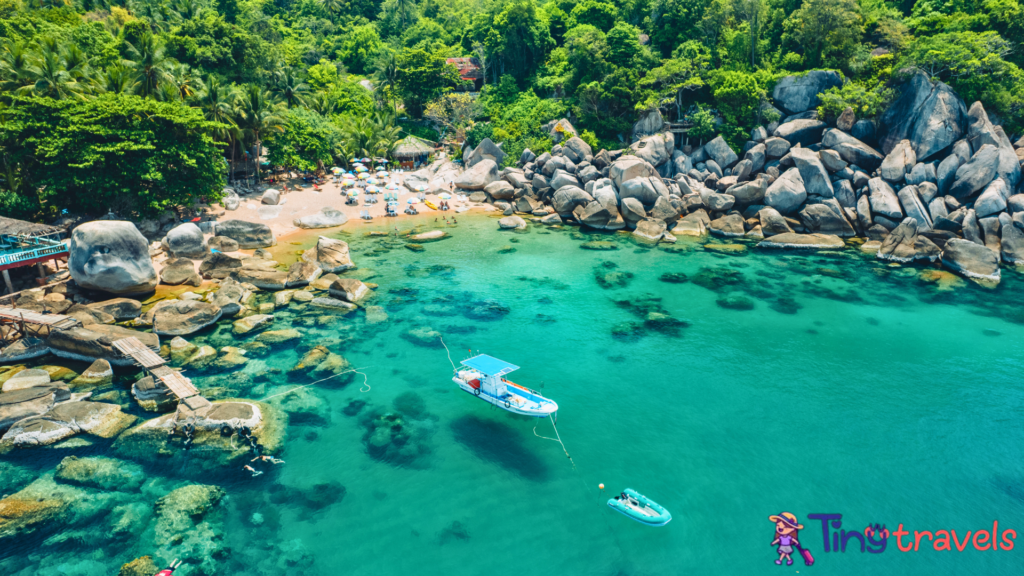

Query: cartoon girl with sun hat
[770,512,804,566]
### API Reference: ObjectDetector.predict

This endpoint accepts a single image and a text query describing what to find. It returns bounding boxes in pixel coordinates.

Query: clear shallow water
[3,215,1024,575]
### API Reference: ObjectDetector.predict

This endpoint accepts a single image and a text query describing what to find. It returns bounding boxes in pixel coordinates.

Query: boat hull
[453,377,557,418]
[607,488,671,527]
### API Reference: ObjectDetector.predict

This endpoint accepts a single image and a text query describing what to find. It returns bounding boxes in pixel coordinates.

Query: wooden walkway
[0,305,80,346]
[113,336,210,410]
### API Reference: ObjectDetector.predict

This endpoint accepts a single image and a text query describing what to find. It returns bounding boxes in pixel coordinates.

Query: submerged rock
[1,401,136,447]
[757,233,845,249]
[941,238,1001,284]
[55,455,144,491]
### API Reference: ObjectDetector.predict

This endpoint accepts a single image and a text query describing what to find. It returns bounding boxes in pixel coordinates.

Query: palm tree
[21,48,85,99]
[173,0,204,21]
[168,62,203,100]
[234,84,286,182]
[394,0,416,29]
[274,69,309,108]
[126,32,174,99]
[197,76,242,179]
[372,49,399,110]
[95,63,139,94]
[0,40,35,94]
[308,92,337,116]
[317,0,343,21]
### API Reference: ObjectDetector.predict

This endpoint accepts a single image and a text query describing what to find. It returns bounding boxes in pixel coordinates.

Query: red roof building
[446,57,484,91]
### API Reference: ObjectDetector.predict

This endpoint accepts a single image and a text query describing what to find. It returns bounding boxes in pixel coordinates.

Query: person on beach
[154,559,182,575]
[253,455,285,465]
[769,512,803,566]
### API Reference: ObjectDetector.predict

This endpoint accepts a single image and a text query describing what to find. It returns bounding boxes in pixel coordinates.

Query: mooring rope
[259,367,371,402]
[534,415,577,471]
[439,335,456,374]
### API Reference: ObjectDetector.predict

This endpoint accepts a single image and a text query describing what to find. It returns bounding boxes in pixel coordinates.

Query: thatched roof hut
[392,136,435,160]
[0,216,60,237]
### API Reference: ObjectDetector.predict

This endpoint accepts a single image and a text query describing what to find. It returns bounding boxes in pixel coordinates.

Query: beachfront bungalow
[392,136,435,169]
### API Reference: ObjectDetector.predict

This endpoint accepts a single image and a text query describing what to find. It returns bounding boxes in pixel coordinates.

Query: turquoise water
[4,215,1024,575]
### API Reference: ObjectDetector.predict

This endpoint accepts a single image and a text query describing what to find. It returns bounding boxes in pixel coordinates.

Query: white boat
[453,354,558,418]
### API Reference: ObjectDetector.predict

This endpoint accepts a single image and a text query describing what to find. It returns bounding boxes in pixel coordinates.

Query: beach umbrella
[349,157,359,163]
[365,177,380,185]
[384,183,400,191]
[361,157,371,163]
[355,165,368,172]
[347,189,359,197]
[357,172,370,180]
[341,178,356,187]
[439,192,451,199]
[330,166,342,174]
[407,197,420,204]
[366,185,381,193]
[413,184,429,192]
[376,171,389,178]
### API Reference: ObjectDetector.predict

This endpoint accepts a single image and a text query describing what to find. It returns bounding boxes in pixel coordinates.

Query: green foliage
[394,47,460,117]
[567,0,618,32]
[0,94,225,218]
[688,106,717,141]
[265,106,340,170]
[708,69,762,130]
[336,23,382,74]
[817,81,894,121]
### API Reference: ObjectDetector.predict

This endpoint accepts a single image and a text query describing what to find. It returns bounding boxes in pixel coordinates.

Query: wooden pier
[112,336,211,411]
[0,305,80,347]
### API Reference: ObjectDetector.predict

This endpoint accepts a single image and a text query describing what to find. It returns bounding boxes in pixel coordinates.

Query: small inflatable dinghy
[607,488,671,527]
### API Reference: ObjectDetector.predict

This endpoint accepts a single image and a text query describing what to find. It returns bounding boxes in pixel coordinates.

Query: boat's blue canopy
[461,354,519,377]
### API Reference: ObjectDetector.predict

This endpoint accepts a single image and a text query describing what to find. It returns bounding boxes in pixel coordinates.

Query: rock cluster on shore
[455,71,1024,286]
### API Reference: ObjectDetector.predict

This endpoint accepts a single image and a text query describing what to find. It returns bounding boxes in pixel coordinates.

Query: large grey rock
[329,278,371,303]
[215,220,275,249]
[1,401,134,447]
[928,196,949,223]
[773,119,827,147]
[69,221,157,296]
[763,168,807,214]
[936,154,960,195]
[0,385,70,434]
[631,218,667,242]
[1008,194,1024,214]
[867,178,903,220]
[727,177,768,208]
[764,137,792,159]
[619,177,667,207]
[758,207,793,236]
[757,233,845,249]
[706,193,735,212]
[160,258,201,287]
[877,218,940,262]
[498,215,527,230]
[632,108,665,141]
[993,126,1022,189]
[619,197,646,227]
[856,194,873,231]
[941,238,1000,283]
[286,260,321,287]
[897,185,932,231]
[772,70,843,115]
[743,143,766,173]
[999,212,1024,264]
[552,186,593,216]
[878,72,968,161]
[703,136,738,168]
[206,278,251,316]
[851,119,876,142]
[979,216,1002,255]
[484,180,516,200]
[48,324,158,365]
[465,138,506,167]
[709,213,745,237]
[974,178,1009,218]
[967,101,1002,152]
[261,188,280,205]
[799,202,855,237]
[198,251,242,279]
[88,298,141,321]
[790,148,833,198]
[880,139,917,182]
[630,132,674,168]
[152,300,222,336]
[906,162,936,186]
[962,209,983,245]
[294,207,347,229]
[650,196,679,222]
[821,129,884,170]
[834,180,856,209]
[547,170,580,192]
[818,149,847,172]
[455,159,499,190]
[163,223,208,259]
[578,202,611,229]
[949,144,1000,200]
[609,157,657,189]
[545,118,577,143]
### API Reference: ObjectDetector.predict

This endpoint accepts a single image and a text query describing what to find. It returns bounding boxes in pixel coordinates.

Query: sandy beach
[206,169,488,239]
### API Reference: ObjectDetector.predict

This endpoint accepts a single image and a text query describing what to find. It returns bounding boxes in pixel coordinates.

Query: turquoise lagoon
[3,215,1024,575]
